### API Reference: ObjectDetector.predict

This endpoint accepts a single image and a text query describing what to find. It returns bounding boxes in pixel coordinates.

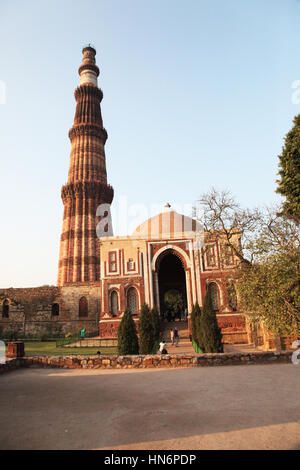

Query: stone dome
[132,203,201,239]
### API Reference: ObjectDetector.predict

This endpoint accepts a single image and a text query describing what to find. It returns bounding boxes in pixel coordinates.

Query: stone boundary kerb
[0,351,294,374]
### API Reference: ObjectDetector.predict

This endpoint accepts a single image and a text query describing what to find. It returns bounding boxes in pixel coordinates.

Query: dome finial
[162,202,171,213]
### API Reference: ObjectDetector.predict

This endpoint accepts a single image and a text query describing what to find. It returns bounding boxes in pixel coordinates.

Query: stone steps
[160,320,195,354]
[160,320,190,341]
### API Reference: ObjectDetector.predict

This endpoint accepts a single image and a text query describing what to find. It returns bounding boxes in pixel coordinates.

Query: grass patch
[24,341,118,356]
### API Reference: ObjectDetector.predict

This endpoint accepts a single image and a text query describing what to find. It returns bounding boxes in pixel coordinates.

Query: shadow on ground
[0,364,300,450]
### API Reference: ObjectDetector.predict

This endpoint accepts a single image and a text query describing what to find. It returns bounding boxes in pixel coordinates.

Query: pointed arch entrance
[155,249,188,316]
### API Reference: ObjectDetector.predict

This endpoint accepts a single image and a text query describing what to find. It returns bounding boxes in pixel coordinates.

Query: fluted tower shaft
[57,46,113,285]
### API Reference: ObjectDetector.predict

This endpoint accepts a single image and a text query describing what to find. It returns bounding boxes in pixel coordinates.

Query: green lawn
[24,341,118,356]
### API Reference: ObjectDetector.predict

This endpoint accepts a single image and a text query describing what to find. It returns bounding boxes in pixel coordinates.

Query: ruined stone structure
[0,285,100,337]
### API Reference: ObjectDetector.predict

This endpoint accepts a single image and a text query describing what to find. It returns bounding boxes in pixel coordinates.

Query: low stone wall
[0,358,25,374]
[221,332,248,344]
[0,351,294,374]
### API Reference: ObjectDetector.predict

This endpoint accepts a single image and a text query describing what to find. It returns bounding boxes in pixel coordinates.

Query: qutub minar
[0,46,287,350]
[57,46,114,285]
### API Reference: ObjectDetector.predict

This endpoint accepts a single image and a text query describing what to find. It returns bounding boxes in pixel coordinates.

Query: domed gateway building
[0,47,249,346]
[98,201,246,343]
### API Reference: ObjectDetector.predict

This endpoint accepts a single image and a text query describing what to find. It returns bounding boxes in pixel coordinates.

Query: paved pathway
[1,363,300,450]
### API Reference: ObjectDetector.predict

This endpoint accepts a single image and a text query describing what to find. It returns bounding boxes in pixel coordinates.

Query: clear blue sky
[1,0,300,287]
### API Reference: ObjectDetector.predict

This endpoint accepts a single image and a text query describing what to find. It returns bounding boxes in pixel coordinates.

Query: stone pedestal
[6,341,25,358]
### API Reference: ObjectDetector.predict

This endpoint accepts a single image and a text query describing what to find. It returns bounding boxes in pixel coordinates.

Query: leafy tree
[276,114,300,223]
[227,280,238,311]
[194,188,262,267]
[198,290,223,353]
[164,289,183,312]
[194,188,300,336]
[150,306,160,342]
[138,303,155,354]
[237,209,300,337]
[117,309,139,355]
[238,259,300,337]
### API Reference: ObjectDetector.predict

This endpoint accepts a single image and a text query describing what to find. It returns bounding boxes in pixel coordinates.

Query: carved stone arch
[153,247,190,314]
[206,281,221,311]
[205,278,225,305]
[152,245,191,273]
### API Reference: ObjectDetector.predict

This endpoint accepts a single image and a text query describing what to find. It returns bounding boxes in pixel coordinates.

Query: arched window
[110,291,118,317]
[51,303,59,316]
[2,299,9,318]
[127,287,138,315]
[79,297,88,318]
[208,283,219,311]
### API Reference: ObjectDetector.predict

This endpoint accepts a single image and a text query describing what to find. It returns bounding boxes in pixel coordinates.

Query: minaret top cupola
[78,45,100,86]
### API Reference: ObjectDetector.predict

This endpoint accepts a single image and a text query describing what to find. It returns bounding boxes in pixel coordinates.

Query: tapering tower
[57,46,114,285]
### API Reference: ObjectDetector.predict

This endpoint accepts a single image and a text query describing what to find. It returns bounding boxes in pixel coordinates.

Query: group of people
[161,307,188,323]
[159,327,180,354]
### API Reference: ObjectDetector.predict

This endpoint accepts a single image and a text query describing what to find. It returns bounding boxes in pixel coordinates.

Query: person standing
[174,327,179,347]
[170,328,174,345]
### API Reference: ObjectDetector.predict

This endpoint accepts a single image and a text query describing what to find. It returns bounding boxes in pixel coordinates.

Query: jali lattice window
[127,287,138,315]
[208,282,219,311]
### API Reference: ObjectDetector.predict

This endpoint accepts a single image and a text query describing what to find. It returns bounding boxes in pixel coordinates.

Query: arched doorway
[156,250,187,318]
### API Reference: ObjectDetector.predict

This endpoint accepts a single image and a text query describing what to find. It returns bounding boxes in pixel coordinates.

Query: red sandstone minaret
[57,46,114,285]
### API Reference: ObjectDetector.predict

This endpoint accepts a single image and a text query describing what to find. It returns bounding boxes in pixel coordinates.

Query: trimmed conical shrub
[117,309,139,355]
[191,302,201,344]
[198,290,223,353]
[151,306,160,342]
[138,303,155,354]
